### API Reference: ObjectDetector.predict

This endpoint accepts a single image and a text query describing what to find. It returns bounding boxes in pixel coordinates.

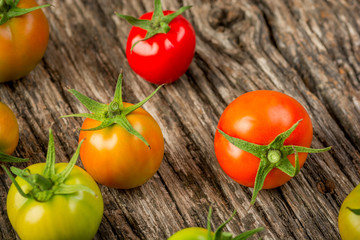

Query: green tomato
[168,227,213,240]
[168,207,264,240]
[3,129,104,240]
[338,184,360,240]
[7,163,103,240]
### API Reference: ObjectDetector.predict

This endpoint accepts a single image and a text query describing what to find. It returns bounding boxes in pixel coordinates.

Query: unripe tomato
[0,101,19,154]
[7,163,104,240]
[338,184,360,240]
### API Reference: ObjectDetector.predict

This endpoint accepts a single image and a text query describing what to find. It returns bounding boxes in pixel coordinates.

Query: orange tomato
[0,0,49,82]
[79,103,164,189]
[0,101,19,154]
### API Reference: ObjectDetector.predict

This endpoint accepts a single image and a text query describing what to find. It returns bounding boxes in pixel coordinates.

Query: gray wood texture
[0,0,359,239]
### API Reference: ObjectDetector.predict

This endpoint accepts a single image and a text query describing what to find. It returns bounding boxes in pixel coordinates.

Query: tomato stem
[267,149,281,164]
[218,119,331,205]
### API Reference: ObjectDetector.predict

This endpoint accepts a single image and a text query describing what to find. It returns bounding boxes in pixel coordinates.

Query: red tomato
[126,10,196,84]
[78,103,164,189]
[0,101,19,155]
[214,90,313,189]
[0,0,49,82]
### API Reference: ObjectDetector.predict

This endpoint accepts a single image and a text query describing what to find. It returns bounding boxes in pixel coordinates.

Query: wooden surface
[0,0,359,239]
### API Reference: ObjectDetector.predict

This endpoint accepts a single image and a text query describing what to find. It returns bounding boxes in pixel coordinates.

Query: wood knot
[208,7,244,30]
[317,179,335,194]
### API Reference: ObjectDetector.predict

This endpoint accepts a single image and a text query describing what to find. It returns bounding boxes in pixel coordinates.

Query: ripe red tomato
[79,103,164,189]
[0,0,49,82]
[119,2,196,84]
[213,90,331,204]
[0,101,19,155]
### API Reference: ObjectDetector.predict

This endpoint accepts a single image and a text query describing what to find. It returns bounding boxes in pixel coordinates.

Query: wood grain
[0,0,359,239]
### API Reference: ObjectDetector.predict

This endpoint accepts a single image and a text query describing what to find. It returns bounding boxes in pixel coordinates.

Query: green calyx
[348,207,360,215]
[2,129,96,202]
[0,152,28,163]
[116,0,191,50]
[61,72,163,148]
[0,0,50,25]
[218,119,331,205]
[206,206,264,240]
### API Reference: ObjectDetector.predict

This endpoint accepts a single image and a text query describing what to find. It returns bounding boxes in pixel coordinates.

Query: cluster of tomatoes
[0,0,358,239]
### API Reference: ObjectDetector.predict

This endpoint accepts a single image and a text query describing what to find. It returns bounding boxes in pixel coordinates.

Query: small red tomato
[0,0,50,82]
[118,0,196,84]
[214,90,330,204]
[0,101,19,155]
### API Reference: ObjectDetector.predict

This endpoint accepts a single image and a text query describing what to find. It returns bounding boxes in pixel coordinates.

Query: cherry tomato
[79,102,164,189]
[7,163,103,240]
[0,0,49,82]
[119,0,196,84]
[168,227,211,240]
[214,90,313,189]
[168,207,264,240]
[0,101,19,155]
[64,73,164,189]
[4,129,103,240]
[338,184,360,240]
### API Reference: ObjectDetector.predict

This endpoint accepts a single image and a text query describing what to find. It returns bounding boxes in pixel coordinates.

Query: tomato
[4,129,103,240]
[79,102,164,189]
[118,0,196,84]
[168,207,264,240]
[0,0,49,83]
[214,90,330,204]
[168,227,211,240]
[63,73,164,189]
[0,101,19,155]
[338,184,360,240]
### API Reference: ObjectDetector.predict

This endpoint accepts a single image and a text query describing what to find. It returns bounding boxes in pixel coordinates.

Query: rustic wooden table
[0,0,359,239]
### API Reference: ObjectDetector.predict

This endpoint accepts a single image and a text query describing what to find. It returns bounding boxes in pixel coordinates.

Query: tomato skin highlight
[0,0,49,82]
[168,227,212,240]
[214,90,313,189]
[7,163,104,240]
[79,102,164,189]
[338,184,360,240]
[126,10,196,84]
[0,102,19,155]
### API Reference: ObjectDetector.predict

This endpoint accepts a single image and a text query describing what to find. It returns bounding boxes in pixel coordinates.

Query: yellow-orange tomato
[0,101,19,154]
[79,103,164,189]
[0,0,49,83]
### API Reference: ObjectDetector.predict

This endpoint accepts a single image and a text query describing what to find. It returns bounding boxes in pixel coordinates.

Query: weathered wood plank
[0,0,359,239]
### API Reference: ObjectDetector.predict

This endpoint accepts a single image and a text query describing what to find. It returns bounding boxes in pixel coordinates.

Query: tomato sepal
[348,207,360,215]
[61,72,162,148]
[218,119,331,205]
[117,0,191,50]
[207,206,264,240]
[0,0,50,25]
[0,152,28,163]
[2,129,96,202]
